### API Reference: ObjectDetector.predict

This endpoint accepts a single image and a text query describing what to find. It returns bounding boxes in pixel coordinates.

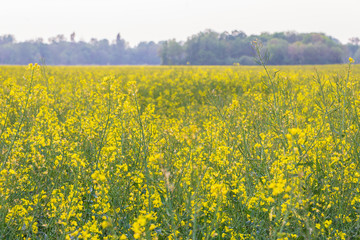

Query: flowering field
[0,63,360,239]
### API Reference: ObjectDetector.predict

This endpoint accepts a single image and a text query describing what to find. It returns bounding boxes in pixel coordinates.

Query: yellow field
[1,63,360,239]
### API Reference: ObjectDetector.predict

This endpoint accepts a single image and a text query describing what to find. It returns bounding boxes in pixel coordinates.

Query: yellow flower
[324,220,332,228]
[32,221,38,234]
[149,224,156,230]
[101,220,112,229]
[349,57,355,63]
[120,234,127,240]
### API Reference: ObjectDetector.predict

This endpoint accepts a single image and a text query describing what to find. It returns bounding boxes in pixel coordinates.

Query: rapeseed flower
[0,64,358,239]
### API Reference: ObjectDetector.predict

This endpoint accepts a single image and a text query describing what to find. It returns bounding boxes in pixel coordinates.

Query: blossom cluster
[0,63,359,239]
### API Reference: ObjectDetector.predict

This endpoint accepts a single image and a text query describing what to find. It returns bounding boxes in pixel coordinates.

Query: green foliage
[0,31,358,65]
[0,35,161,65]
[160,31,354,65]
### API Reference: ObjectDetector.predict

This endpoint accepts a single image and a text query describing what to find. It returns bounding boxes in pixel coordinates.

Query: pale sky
[1,0,359,46]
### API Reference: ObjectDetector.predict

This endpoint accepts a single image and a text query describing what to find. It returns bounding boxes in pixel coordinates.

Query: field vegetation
[0,57,360,239]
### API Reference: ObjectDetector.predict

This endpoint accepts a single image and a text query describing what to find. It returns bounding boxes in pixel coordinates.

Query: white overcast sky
[1,0,359,46]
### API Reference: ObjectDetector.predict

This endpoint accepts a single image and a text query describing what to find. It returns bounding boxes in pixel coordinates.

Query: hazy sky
[1,0,359,46]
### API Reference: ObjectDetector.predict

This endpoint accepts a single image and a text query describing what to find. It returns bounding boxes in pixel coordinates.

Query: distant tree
[354,48,360,63]
[111,33,127,64]
[35,38,44,43]
[130,41,161,65]
[346,37,360,61]
[116,33,126,48]
[48,34,66,44]
[266,38,289,64]
[185,30,228,65]
[288,41,305,64]
[349,37,360,45]
[159,41,169,65]
[70,32,76,42]
[0,35,15,45]
[238,56,254,65]
[159,39,184,65]
[226,38,252,63]
[232,30,247,39]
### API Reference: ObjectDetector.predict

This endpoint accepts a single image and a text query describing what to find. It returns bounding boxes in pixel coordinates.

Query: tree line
[0,31,359,65]
[0,33,160,65]
[161,30,360,65]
